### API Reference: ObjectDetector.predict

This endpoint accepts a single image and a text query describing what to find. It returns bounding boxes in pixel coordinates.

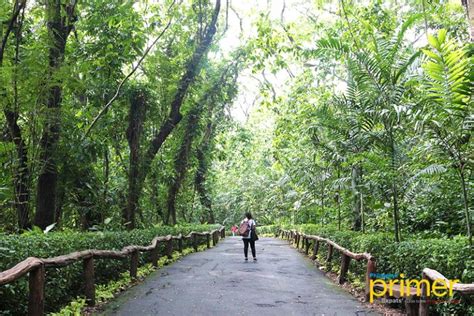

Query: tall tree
[194,115,216,224]
[125,88,148,229]
[1,0,30,230]
[166,61,239,224]
[34,0,78,229]
[123,0,221,228]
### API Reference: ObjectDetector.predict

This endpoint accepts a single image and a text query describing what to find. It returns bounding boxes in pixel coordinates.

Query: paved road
[100,237,379,316]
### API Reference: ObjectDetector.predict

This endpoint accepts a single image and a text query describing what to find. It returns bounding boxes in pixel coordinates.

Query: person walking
[240,212,258,261]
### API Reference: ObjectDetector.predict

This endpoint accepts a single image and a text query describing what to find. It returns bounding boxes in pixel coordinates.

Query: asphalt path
[100,237,379,316]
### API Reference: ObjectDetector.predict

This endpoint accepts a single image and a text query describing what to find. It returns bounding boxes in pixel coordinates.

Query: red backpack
[238,221,250,236]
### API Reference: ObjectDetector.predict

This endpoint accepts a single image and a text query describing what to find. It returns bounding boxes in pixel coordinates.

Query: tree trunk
[150,170,166,223]
[321,170,325,221]
[463,0,474,41]
[336,167,341,231]
[191,59,242,224]
[34,0,76,229]
[166,77,221,224]
[1,0,30,231]
[102,146,109,223]
[390,136,400,242]
[5,110,30,230]
[392,180,400,242]
[360,192,365,233]
[124,89,147,229]
[130,0,221,220]
[195,133,215,223]
[351,163,362,230]
[458,166,472,246]
[166,108,200,225]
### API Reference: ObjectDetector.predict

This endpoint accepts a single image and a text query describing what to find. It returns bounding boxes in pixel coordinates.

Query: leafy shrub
[0,224,220,315]
[257,225,278,235]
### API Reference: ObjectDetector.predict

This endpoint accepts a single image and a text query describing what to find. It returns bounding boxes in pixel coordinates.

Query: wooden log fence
[0,226,226,316]
[278,229,474,316]
[279,229,374,295]
[418,268,474,316]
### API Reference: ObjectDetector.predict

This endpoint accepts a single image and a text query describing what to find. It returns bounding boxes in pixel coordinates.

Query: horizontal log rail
[422,268,474,295]
[418,268,474,316]
[0,226,225,316]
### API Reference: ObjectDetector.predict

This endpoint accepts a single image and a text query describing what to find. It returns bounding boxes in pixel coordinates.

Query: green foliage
[0,224,219,315]
[257,225,278,236]
[0,0,472,314]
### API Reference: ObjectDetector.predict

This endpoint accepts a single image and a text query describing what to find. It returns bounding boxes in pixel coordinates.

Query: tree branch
[84,2,177,138]
[0,0,26,66]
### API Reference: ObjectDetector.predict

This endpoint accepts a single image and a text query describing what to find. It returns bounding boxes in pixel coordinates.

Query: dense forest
[0,0,473,313]
[1,0,471,239]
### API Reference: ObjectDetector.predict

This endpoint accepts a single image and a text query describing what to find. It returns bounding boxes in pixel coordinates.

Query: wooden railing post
[365,257,376,302]
[178,236,183,253]
[192,233,198,252]
[206,233,211,249]
[305,238,310,255]
[83,256,95,306]
[166,238,173,259]
[338,254,351,284]
[151,241,160,267]
[326,244,333,268]
[311,240,320,260]
[213,231,218,246]
[419,272,429,316]
[28,263,45,316]
[130,249,139,279]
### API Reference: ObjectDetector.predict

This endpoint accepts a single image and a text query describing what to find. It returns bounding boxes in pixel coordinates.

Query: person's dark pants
[243,239,256,258]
